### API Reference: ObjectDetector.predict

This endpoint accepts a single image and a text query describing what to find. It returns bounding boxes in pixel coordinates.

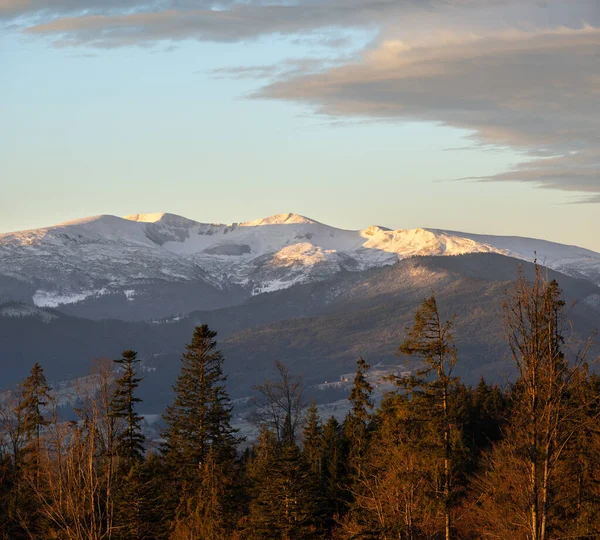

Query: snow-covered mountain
[1,212,599,319]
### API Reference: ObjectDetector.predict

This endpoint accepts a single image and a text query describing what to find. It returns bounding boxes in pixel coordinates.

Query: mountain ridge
[1,212,599,320]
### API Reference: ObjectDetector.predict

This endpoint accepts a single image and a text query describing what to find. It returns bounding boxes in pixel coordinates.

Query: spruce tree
[301,401,322,476]
[344,357,373,478]
[111,349,145,462]
[20,363,51,483]
[162,324,237,471]
[162,324,239,535]
[397,296,459,540]
[246,427,322,539]
[321,416,347,524]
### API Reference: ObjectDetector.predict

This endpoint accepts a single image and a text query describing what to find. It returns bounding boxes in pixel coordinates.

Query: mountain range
[1,213,599,426]
[1,212,599,321]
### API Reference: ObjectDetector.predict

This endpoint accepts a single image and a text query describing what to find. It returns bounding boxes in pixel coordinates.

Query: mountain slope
[1,254,598,410]
[1,212,599,320]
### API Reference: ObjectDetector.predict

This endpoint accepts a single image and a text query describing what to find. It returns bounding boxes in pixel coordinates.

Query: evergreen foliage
[20,363,51,463]
[395,296,461,540]
[245,427,323,539]
[161,324,239,537]
[111,349,145,462]
[320,416,348,523]
[301,401,322,476]
[344,357,373,478]
[162,324,238,472]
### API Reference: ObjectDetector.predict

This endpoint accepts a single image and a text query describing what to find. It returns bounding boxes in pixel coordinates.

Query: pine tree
[397,296,459,540]
[245,427,323,539]
[302,401,322,476]
[344,357,373,478]
[162,324,239,536]
[110,349,145,462]
[162,324,238,471]
[20,363,51,492]
[321,416,348,526]
[20,363,51,463]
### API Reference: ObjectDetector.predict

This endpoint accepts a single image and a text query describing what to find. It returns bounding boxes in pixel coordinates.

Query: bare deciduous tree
[252,361,305,445]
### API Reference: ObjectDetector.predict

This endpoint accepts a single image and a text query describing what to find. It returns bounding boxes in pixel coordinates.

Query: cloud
[210,56,352,81]
[8,1,564,46]
[5,0,598,200]
[257,26,600,200]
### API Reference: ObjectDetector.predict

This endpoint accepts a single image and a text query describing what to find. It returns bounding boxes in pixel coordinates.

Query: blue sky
[1,1,598,250]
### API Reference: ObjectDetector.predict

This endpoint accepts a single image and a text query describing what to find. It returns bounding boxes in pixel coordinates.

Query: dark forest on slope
[1,265,599,539]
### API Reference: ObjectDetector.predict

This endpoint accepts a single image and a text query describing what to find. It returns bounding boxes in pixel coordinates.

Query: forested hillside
[1,266,598,539]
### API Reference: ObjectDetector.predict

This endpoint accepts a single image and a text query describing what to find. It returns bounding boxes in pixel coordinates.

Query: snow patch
[33,290,93,307]
[33,289,108,308]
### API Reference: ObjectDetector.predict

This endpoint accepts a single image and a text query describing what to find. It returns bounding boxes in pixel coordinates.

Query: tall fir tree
[162,324,237,471]
[397,295,460,540]
[162,324,239,536]
[20,363,51,465]
[344,357,373,478]
[110,349,145,462]
[321,416,348,526]
[20,361,51,510]
[301,401,322,476]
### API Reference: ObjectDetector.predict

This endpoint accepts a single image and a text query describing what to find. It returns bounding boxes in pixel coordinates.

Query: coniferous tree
[344,357,373,478]
[162,324,239,536]
[302,401,322,476]
[245,427,323,539]
[20,363,51,475]
[469,378,506,458]
[163,324,237,471]
[16,363,52,536]
[396,296,460,540]
[320,416,348,526]
[114,452,172,540]
[111,349,145,462]
[342,392,439,539]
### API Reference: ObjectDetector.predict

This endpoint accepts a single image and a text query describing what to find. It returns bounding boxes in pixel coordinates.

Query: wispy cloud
[6,1,552,46]
[257,26,600,200]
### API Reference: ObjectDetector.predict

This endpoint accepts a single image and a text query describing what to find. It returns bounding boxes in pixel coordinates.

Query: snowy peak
[124,212,174,223]
[124,212,203,227]
[359,227,502,258]
[241,213,318,227]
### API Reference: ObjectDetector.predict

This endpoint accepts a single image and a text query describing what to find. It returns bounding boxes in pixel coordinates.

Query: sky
[1,0,599,250]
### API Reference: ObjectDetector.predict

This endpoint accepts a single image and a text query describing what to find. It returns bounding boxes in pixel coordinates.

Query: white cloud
[257,27,600,199]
